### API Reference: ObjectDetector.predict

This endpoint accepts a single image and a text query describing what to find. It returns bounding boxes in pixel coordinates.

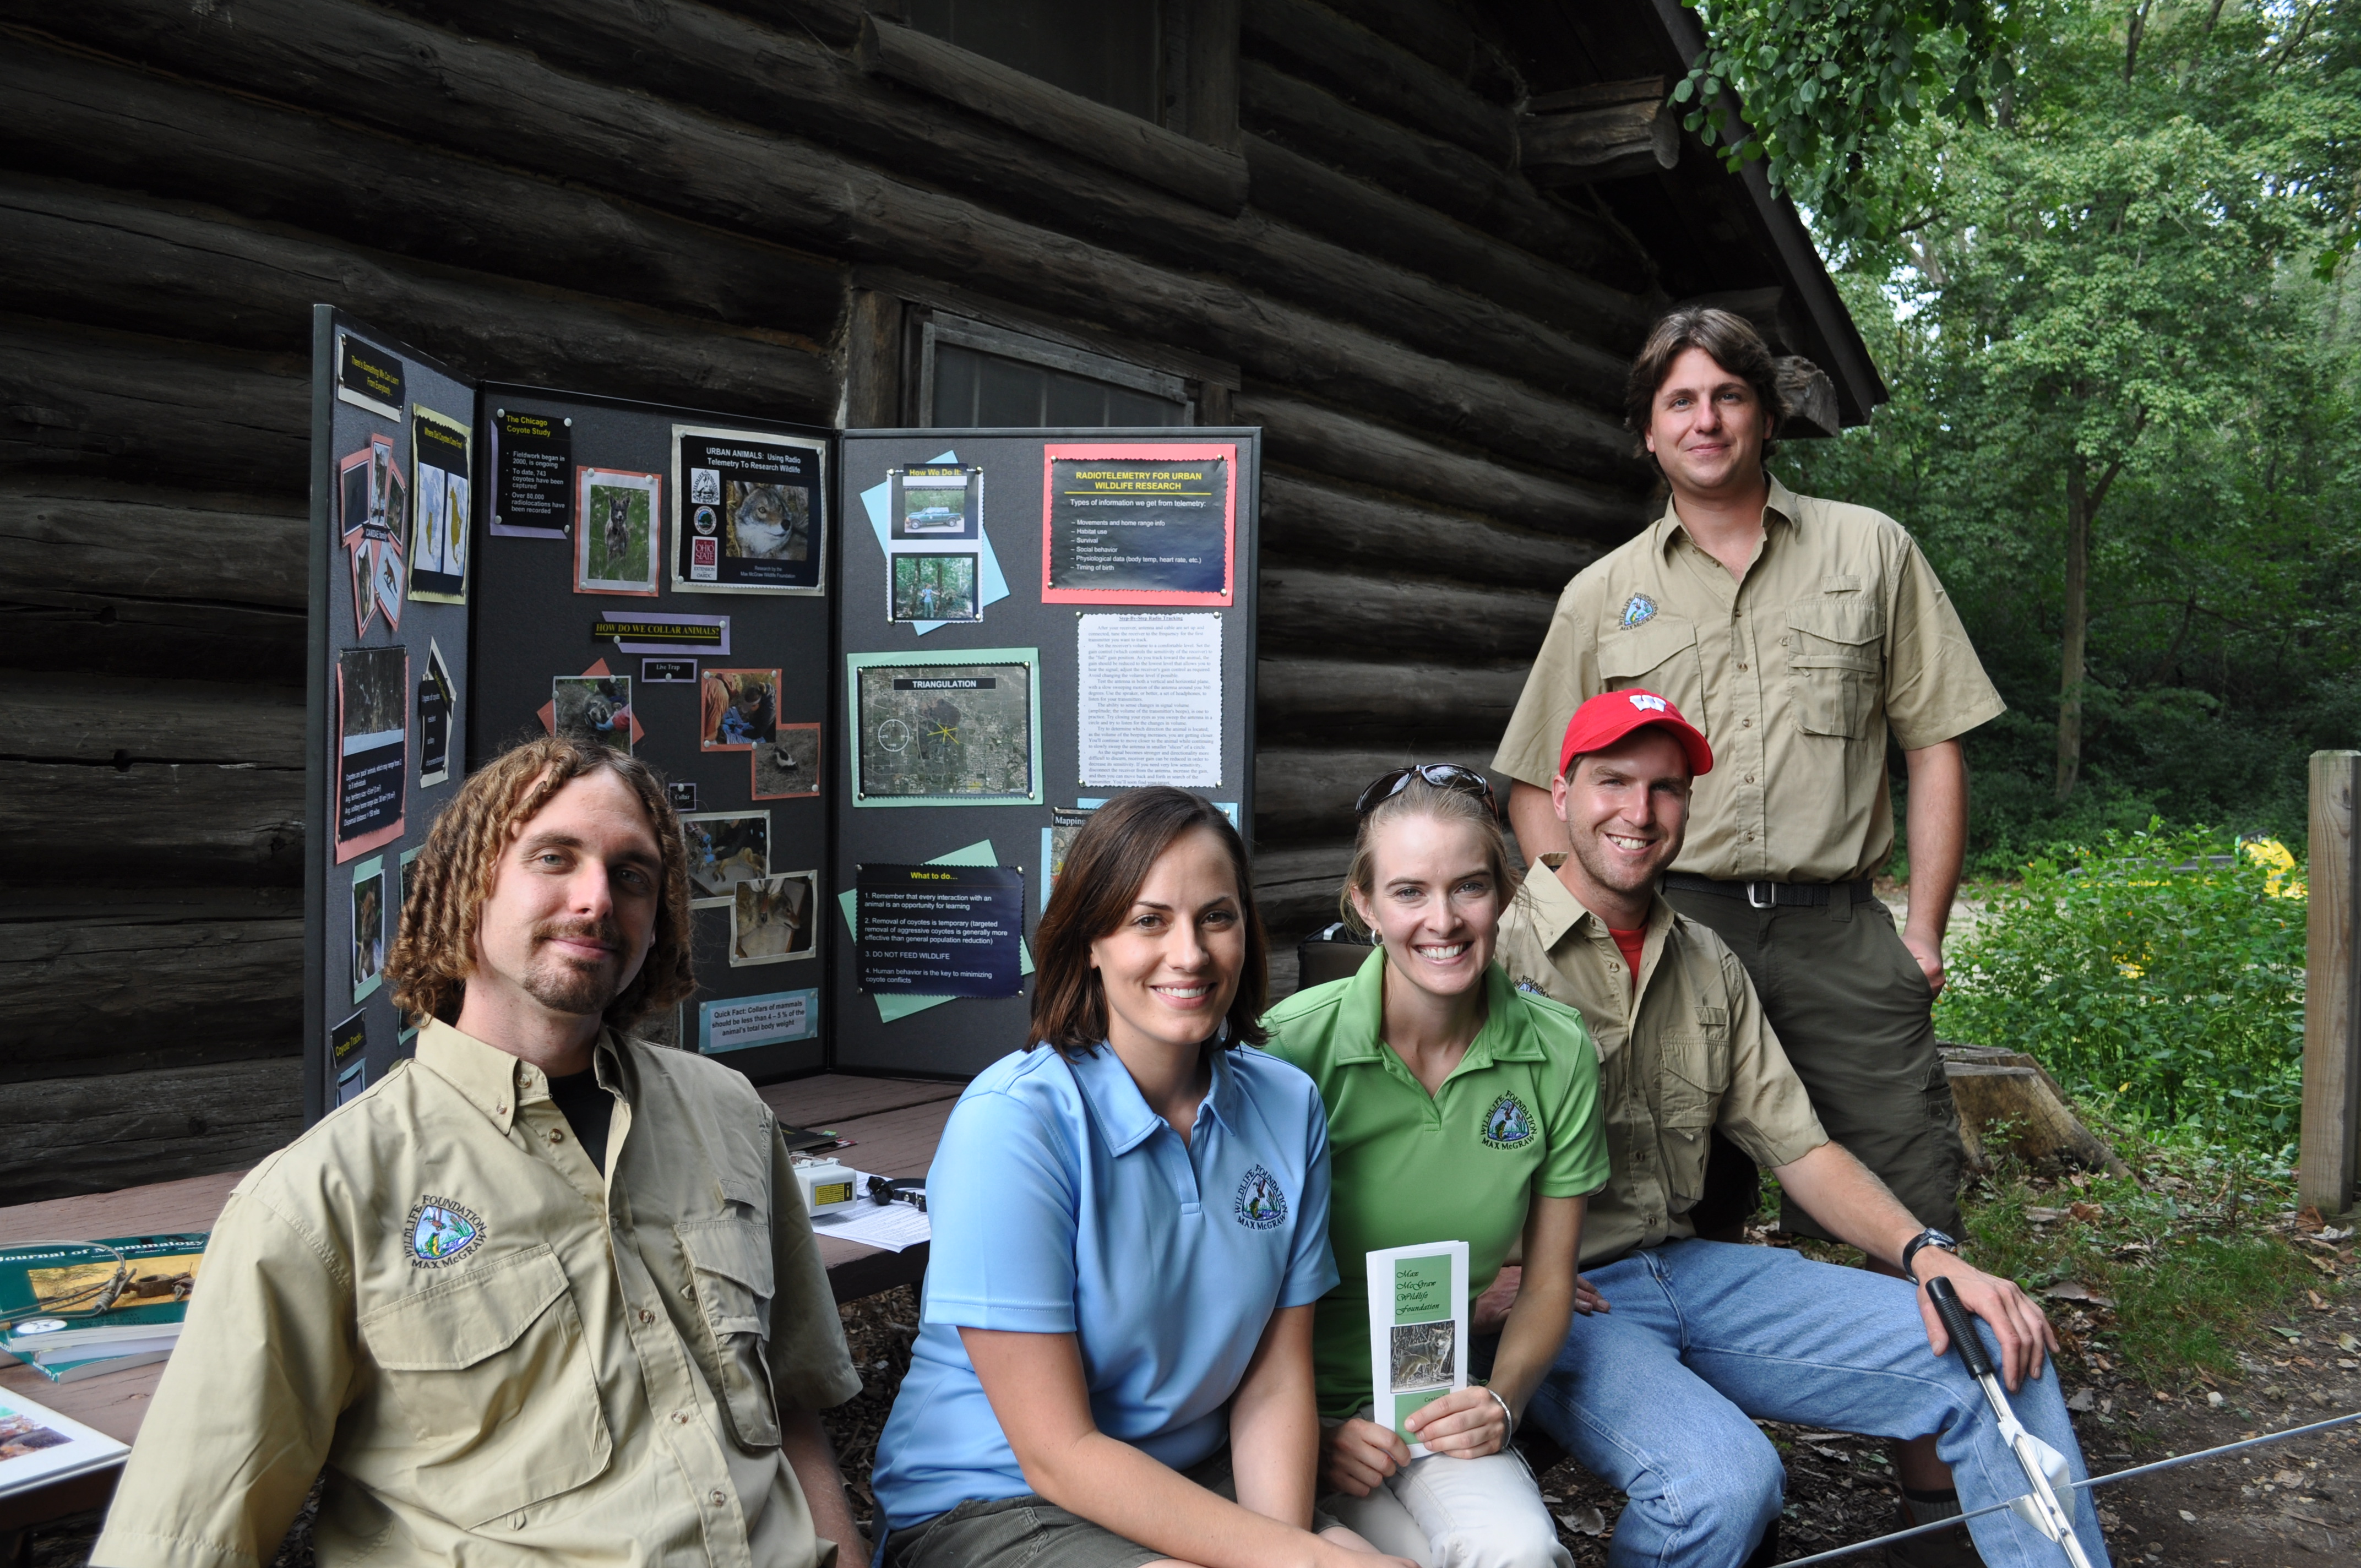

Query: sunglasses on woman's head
[1354,764,1498,819]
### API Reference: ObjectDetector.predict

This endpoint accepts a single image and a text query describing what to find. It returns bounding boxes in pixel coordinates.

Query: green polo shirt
[1262,950,1611,1420]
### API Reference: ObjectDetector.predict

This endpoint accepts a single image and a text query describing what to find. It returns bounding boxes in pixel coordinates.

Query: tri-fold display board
[303,309,1259,1119]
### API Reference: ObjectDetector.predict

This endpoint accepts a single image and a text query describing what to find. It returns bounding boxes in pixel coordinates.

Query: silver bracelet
[1482,1385,1516,1436]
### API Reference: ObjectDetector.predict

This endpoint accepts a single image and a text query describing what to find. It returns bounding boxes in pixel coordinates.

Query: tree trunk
[2054,453,2092,802]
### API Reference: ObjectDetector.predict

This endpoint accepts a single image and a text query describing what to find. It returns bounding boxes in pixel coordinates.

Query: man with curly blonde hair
[96,737,867,1568]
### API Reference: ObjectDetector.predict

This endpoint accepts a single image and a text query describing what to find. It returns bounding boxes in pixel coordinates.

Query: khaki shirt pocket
[1786,598,1885,739]
[1598,614,1702,716]
[1657,1023,1734,1210]
[358,1244,613,1527]
[678,1217,784,1449]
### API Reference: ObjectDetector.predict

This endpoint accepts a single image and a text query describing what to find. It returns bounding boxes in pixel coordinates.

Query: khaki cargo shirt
[1496,861,1827,1265]
[1493,475,2005,882]
[93,1019,863,1568]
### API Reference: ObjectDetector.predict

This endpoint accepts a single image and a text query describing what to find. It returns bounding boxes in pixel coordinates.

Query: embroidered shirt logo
[1481,1093,1538,1150]
[405,1196,485,1267]
[1233,1165,1288,1231]
[1628,693,1668,714]
[1619,593,1658,629]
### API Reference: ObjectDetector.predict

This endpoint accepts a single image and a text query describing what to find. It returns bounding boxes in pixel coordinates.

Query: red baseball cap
[1559,689,1713,778]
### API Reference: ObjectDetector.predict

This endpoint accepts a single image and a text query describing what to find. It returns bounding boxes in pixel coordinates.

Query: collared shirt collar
[1519,856,1677,950]
[1065,1039,1241,1156]
[1327,945,1548,1071]
[415,1017,628,1136]
[1653,470,1802,558]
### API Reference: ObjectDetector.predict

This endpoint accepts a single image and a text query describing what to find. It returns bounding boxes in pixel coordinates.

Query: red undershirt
[1608,927,1646,994]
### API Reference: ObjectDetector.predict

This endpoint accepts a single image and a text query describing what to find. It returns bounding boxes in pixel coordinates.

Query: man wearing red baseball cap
[1487,692,2102,1568]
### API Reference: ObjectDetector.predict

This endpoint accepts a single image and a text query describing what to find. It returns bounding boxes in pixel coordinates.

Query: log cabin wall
[0,0,1870,1200]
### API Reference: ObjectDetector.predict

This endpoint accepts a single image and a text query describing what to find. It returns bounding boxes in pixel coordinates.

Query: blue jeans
[1525,1239,2110,1568]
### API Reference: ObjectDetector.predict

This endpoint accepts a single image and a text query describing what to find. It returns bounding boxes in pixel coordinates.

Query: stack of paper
[0,1234,209,1384]
[807,1175,933,1253]
[0,1387,129,1499]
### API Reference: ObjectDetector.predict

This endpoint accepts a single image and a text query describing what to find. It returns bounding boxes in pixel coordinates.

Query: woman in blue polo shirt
[871,788,1412,1568]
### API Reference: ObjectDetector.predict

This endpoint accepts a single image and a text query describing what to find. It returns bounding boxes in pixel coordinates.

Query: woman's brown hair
[1030,787,1268,1058]
[1622,305,1783,465]
[384,735,697,1033]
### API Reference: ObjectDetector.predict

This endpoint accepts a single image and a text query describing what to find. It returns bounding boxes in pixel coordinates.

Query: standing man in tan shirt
[95,736,866,1568]
[1495,306,2003,1252]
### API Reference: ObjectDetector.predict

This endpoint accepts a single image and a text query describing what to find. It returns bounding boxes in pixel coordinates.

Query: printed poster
[575,467,661,597]
[407,404,471,603]
[489,407,572,538]
[671,424,828,595]
[1041,443,1236,606]
[334,646,408,863]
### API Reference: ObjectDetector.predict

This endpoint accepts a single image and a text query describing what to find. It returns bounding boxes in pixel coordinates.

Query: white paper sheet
[809,1190,933,1253]
[1076,613,1222,788]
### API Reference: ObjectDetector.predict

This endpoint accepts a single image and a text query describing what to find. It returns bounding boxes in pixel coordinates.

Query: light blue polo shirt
[869,1041,1339,1528]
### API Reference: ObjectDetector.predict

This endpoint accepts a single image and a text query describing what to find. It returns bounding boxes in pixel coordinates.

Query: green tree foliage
[1934,825,2307,1150]
[1759,1,2361,856]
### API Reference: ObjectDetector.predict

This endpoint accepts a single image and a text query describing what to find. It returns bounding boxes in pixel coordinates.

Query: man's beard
[521,917,630,1016]
[1568,826,1665,900]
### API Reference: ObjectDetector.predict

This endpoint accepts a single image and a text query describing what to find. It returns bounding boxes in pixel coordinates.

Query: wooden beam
[708,0,872,48]
[1185,0,1243,154]
[1250,839,1355,932]
[1241,0,1516,166]
[0,313,307,491]
[2302,750,2361,1216]
[841,288,904,429]
[0,671,302,766]
[0,910,301,1084]
[1240,392,1646,536]
[1258,656,1528,746]
[0,758,303,886]
[1241,134,1651,351]
[858,16,1250,214]
[1319,0,1510,96]
[1239,58,1651,291]
[1256,744,1495,842]
[0,175,835,423]
[1259,470,1597,588]
[0,1059,303,1202]
[0,478,305,609]
[0,591,304,684]
[13,2,1637,477]
[1522,99,1681,187]
[1259,562,1557,661]
[1775,356,1842,439]
[1,41,847,345]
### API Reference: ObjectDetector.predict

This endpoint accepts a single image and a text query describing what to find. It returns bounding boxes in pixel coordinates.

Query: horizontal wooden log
[0,1059,303,1201]
[0,911,302,1084]
[1319,0,1515,99]
[1527,78,1669,115]
[1256,744,1496,842]
[358,0,1635,398]
[0,313,307,491]
[1240,134,1650,352]
[0,175,835,422]
[1250,839,1355,934]
[0,592,304,685]
[1258,656,1528,748]
[1259,470,1596,589]
[1241,391,1646,537]
[0,758,303,886]
[859,16,1250,214]
[2,671,302,766]
[1242,0,1516,165]
[1522,99,1680,187]
[23,0,1636,477]
[1240,58,1651,291]
[0,42,846,344]
[0,477,304,610]
[708,0,869,47]
[1776,356,1841,439]
[1258,562,1557,662]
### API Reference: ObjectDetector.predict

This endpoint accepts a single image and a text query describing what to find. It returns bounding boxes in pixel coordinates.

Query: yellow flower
[2239,837,2305,899]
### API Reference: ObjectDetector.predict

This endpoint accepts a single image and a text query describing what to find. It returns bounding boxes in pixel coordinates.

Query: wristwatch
[1901,1227,1959,1283]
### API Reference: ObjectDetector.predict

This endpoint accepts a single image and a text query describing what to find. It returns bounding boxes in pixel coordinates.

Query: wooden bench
[0,1072,960,1544]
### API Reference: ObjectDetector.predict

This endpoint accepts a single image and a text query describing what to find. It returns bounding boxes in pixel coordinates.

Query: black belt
[1661,873,1875,910]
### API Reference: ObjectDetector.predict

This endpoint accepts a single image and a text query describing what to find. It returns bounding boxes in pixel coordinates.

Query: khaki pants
[1664,887,1966,1239]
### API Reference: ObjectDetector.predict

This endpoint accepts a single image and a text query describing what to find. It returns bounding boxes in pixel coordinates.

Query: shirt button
[510,1514,526,1531]
[673,1411,692,1424]
[548,1128,565,1145]
[638,1308,655,1324]
[710,1490,727,1507]
[1736,662,1748,671]
[682,1283,697,1299]
[1745,774,1756,783]
[494,1103,507,1117]
[1741,718,1753,728]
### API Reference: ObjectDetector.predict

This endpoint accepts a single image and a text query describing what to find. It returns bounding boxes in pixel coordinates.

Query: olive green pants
[1663,886,1966,1240]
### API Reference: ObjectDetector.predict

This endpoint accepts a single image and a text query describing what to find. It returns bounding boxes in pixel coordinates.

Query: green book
[0,1234,209,1358]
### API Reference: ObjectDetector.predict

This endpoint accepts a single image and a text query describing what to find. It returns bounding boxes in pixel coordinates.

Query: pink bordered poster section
[1038,442,1237,607]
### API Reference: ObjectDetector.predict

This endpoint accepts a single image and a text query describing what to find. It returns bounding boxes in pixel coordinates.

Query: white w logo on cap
[1628,694,1668,712]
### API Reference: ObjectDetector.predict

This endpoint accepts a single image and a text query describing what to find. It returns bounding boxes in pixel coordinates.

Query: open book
[1364,1240,1469,1459]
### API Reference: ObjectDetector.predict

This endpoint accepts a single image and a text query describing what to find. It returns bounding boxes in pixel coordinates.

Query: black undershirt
[546,1068,614,1175]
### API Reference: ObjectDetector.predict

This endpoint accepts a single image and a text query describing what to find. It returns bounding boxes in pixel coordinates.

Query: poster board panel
[470,384,836,1084]
[833,429,1259,1079]
[305,308,475,1122]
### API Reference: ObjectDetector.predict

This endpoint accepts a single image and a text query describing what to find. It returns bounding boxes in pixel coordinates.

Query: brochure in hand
[1364,1239,1469,1458]
[0,1234,209,1362]
[0,1386,130,1499]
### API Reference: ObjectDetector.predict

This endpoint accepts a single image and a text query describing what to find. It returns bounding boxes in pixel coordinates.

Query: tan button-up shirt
[1497,861,1827,1265]
[1493,475,2004,882]
[93,1020,863,1568]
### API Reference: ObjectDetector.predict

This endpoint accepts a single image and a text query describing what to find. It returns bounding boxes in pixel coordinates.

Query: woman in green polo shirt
[1263,767,1609,1568]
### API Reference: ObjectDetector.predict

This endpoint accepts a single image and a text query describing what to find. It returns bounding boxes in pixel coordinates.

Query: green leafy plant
[1935,823,2306,1152]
